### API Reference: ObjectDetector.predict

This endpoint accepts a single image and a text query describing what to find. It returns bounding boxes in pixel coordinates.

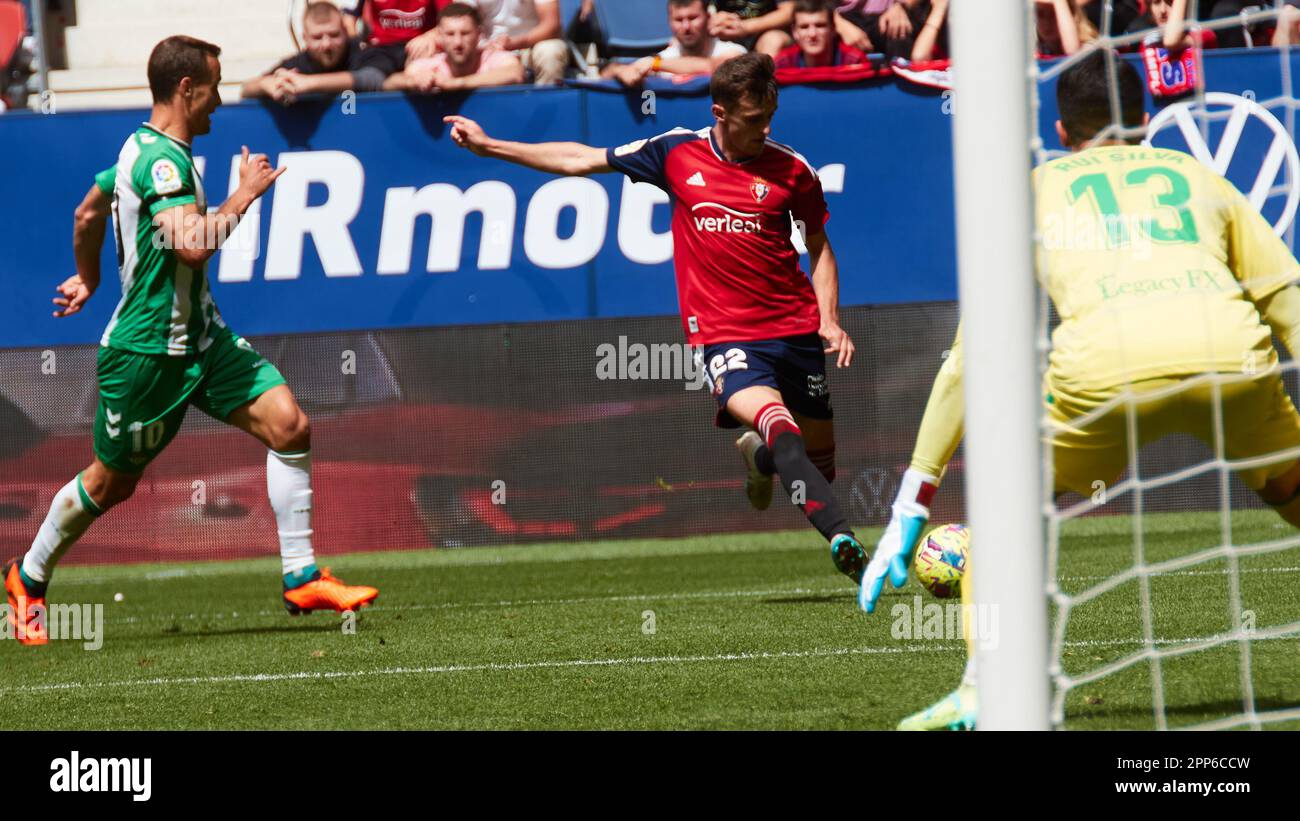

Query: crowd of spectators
[8,0,1300,115]
[0,0,1280,113]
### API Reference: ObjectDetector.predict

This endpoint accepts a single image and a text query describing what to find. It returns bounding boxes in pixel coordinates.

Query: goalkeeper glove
[858,468,940,613]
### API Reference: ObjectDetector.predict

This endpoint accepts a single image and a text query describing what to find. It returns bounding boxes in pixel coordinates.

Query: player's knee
[268,407,311,452]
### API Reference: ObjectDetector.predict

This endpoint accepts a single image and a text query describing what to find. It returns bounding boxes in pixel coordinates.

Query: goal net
[956,0,1300,730]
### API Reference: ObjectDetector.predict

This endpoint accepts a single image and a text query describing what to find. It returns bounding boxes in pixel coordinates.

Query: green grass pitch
[3,510,1299,730]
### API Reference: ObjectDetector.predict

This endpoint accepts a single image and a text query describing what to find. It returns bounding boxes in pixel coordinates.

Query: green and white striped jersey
[103,123,225,356]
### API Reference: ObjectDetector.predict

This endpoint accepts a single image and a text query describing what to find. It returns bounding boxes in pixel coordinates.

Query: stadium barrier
[0,50,1292,561]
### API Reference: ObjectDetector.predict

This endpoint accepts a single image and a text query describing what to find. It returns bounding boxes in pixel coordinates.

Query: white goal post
[948,0,1050,730]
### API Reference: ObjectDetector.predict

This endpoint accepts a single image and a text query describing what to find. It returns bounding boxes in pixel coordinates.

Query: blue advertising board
[0,48,1294,348]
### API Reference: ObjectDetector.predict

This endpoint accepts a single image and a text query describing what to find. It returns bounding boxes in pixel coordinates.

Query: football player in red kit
[444,53,868,586]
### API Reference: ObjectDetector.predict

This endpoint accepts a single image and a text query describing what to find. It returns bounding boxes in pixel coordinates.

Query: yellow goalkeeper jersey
[1034,145,1300,391]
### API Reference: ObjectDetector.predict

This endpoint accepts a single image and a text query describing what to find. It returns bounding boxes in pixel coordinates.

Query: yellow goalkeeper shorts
[1046,370,1300,496]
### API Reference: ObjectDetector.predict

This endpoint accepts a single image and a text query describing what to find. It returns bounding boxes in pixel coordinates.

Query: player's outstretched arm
[860,324,965,613]
[155,146,285,269]
[444,115,612,176]
[806,230,854,369]
[56,183,111,317]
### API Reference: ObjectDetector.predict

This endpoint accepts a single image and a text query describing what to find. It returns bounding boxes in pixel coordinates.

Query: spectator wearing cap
[602,0,746,87]
[386,2,525,90]
[242,2,385,103]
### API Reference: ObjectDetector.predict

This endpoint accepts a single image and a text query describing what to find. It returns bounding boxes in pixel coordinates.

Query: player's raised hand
[52,274,94,318]
[820,321,855,368]
[237,145,287,199]
[444,115,492,156]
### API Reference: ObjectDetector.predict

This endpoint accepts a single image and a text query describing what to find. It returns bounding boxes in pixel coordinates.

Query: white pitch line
[56,544,779,586]
[115,585,852,625]
[1061,565,1300,583]
[92,563,1300,626]
[7,631,1298,697]
[0,644,957,696]
[44,553,1300,590]
[1062,632,1300,649]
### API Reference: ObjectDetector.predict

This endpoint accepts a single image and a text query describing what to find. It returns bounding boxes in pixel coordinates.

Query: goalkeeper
[863,50,1300,730]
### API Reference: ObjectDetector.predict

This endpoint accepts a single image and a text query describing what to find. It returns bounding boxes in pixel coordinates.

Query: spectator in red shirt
[775,0,868,69]
[340,0,442,79]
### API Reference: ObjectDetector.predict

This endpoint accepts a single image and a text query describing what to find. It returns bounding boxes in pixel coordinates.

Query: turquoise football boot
[897,684,978,731]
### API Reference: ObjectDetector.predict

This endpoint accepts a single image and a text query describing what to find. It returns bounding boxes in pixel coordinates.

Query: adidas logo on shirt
[686,172,706,187]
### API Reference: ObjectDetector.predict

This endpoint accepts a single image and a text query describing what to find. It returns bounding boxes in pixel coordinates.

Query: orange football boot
[283,567,379,615]
[4,559,49,646]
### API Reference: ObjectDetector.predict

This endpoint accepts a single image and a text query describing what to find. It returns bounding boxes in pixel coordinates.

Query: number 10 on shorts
[130,420,165,453]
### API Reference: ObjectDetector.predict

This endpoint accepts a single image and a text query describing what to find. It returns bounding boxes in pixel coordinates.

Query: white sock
[961,655,978,688]
[267,449,315,577]
[22,474,101,585]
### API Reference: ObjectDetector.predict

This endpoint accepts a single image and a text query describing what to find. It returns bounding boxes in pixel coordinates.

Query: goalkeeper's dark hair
[148,36,221,103]
[1056,49,1146,146]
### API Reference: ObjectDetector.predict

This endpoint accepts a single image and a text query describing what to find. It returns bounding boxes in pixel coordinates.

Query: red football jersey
[606,127,828,345]
[774,41,868,70]
[362,0,438,46]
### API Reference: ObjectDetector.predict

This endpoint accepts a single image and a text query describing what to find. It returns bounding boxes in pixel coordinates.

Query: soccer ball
[913,523,970,599]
